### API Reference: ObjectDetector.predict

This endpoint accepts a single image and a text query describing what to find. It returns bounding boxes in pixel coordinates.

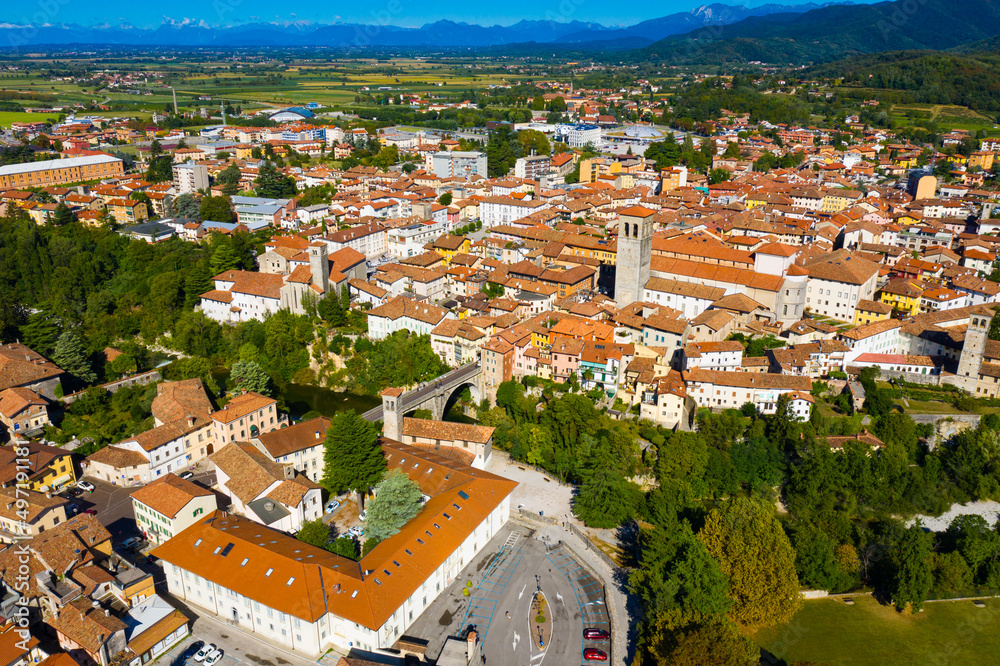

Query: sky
[13,0,878,29]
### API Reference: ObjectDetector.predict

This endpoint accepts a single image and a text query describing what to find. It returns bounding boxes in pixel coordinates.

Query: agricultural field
[0,110,61,127]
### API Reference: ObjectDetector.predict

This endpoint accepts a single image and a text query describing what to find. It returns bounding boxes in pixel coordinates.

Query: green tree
[666,618,758,666]
[327,536,359,560]
[52,203,75,226]
[20,310,60,357]
[698,498,801,628]
[708,168,731,185]
[217,163,242,196]
[230,360,271,396]
[199,195,235,223]
[145,155,173,183]
[321,410,385,498]
[52,331,96,384]
[174,193,202,219]
[573,466,636,528]
[438,192,453,206]
[891,523,934,611]
[209,242,239,275]
[255,161,297,198]
[296,518,331,549]
[363,468,423,541]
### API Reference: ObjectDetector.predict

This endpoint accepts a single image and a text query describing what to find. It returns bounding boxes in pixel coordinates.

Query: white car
[77,481,95,492]
[204,649,224,666]
[358,510,367,522]
[193,644,216,663]
[348,526,363,537]
[325,500,341,514]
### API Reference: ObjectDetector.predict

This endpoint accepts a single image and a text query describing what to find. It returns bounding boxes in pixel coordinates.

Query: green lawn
[0,110,60,127]
[753,595,1000,665]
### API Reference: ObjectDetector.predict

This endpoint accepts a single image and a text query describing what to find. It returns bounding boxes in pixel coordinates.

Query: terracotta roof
[0,486,68,524]
[0,441,69,486]
[254,417,330,458]
[125,417,208,453]
[825,429,884,450]
[402,418,494,444]
[210,442,288,505]
[803,249,880,285]
[839,319,903,341]
[0,343,63,391]
[85,445,149,469]
[130,473,214,519]
[211,392,276,424]
[152,379,213,424]
[682,368,812,391]
[50,598,127,655]
[0,386,46,418]
[368,296,451,326]
[152,440,517,631]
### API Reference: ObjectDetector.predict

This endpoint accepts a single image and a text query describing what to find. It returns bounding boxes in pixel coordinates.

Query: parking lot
[406,523,611,665]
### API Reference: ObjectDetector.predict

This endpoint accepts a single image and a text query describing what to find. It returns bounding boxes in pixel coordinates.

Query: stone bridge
[362,362,483,439]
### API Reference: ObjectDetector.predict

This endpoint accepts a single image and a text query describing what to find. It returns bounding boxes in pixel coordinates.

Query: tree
[145,155,173,183]
[296,518,331,548]
[363,468,423,541]
[322,410,385,498]
[255,161,297,198]
[698,497,801,628]
[52,331,96,384]
[217,163,242,196]
[708,168,731,185]
[199,195,235,223]
[230,360,271,395]
[666,618,758,666]
[174,193,201,219]
[328,536,359,560]
[891,523,934,611]
[438,192,453,206]
[52,203,75,226]
[209,242,239,275]
[573,466,636,528]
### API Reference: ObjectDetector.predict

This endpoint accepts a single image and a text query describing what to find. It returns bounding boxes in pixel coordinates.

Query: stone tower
[380,387,405,440]
[308,242,329,294]
[955,307,991,393]
[615,206,656,308]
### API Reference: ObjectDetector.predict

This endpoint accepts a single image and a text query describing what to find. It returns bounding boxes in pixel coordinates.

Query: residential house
[130,474,218,545]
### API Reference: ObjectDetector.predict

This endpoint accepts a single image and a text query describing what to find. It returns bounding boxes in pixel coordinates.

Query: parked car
[193,644,216,663]
[120,537,143,551]
[583,628,610,641]
[180,641,203,661]
[77,481,95,492]
[358,510,367,522]
[348,526,363,537]
[584,648,608,661]
[65,488,83,499]
[180,472,194,480]
[83,509,97,516]
[204,649,224,666]
[325,499,341,514]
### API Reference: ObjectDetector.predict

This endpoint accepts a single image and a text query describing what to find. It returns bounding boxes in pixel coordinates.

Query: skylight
[265,568,273,577]
[286,577,295,586]
[458,490,470,500]
[241,558,249,567]
[194,539,203,547]
[213,546,221,555]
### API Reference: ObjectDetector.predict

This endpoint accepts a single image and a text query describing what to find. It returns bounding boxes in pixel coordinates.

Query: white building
[172,162,209,194]
[211,442,322,534]
[839,320,904,367]
[478,197,550,228]
[428,151,487,179]
[324,222,387,260]
[643,277,725,320]
[131,473,218,544]
[251,416,328,484]
[367,296,455,340]
[387,220,448,259]
[805,252,880,323]
[152,440,517,655]
[556,124,601,148]
[683,368,813,414]
[682,340,744,372]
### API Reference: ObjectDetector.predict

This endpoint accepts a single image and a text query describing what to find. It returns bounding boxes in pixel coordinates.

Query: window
[265,568,273,577]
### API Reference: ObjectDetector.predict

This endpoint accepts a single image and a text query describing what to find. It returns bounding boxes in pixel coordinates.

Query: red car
[84,509,97,516]
[584,648,608,661]
[584,628,610,641]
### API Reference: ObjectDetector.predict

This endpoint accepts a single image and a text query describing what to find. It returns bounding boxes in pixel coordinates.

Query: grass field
[753,595,1000,665]
[0,110,61,127]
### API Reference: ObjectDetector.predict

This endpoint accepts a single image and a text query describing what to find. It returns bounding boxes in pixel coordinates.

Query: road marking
[556,593,563,604]
[513,632,519,651]
[530,654,544,661]
[519,583,526,599]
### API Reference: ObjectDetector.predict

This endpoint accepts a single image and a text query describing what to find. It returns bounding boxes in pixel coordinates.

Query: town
[1,36,1000,666]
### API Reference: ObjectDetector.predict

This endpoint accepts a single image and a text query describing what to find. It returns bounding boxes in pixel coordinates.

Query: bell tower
[955,308,991,394]
[614,206,656,308]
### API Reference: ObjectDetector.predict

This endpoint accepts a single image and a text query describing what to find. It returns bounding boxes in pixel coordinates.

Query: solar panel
[220,543,235,557]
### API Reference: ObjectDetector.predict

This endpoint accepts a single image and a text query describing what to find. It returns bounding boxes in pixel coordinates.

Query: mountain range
[0,3,847,48]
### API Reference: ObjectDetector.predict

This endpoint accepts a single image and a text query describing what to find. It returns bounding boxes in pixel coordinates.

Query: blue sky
[19,0,876,28]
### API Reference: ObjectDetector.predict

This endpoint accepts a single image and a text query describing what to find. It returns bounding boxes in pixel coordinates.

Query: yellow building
[0,441,77,492]
[969,151,995,171]
[107,198,149,225]
[578,157,621,184]
[821,189,862,213]
[878,278,924,316]
[853,299,893,326]
[0,154,124,189]
[430,234,471,265]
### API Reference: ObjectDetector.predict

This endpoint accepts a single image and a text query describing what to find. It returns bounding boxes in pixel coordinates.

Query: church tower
[955,307,991,394]
[615,206,656,308]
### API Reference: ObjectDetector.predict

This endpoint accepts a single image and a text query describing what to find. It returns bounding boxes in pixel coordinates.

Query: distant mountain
[554,2,840,44]
[638,0,1000,64]
[0,3,854,48]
